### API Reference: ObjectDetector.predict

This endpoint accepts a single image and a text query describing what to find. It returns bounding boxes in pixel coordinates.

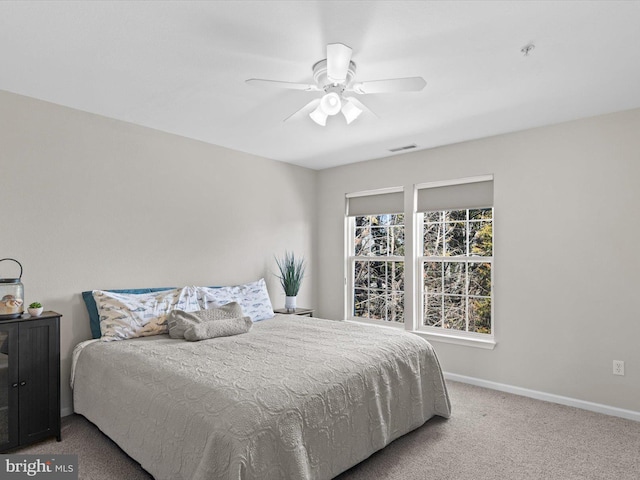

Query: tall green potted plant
[275,251,306,312]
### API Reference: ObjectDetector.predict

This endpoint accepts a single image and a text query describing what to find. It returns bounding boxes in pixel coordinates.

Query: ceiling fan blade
[246,79,320,92]
[283,98,321,122]
[326,43,352,83]
[344,96,378,118]
[350,77,426,94]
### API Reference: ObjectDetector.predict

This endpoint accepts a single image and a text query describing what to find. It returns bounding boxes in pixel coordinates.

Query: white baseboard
[444,372,640,422]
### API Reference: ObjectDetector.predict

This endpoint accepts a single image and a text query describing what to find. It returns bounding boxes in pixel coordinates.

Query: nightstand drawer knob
[19,381,26,386]
[11,382,18,388]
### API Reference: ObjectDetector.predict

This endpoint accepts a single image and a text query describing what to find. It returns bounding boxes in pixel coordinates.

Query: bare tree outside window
[422,208,493,334]
[352,214,405,323]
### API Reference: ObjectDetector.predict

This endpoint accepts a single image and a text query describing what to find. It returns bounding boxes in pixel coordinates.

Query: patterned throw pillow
[195,278,274,322]
[166,302,245,339]
[94,286,199,341]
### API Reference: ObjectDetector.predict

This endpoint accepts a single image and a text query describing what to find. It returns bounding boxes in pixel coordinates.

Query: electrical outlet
[613,360,625,376]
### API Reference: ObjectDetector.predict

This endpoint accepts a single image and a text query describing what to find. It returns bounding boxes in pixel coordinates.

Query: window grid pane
[421,208,493,334]
[351,214,405,323]
[352,259,404,322]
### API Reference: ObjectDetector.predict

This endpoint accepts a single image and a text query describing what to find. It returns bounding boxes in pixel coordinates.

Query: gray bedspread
[72,315,451,480]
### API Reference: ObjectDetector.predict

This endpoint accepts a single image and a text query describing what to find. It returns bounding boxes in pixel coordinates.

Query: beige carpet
[10,381,640,479]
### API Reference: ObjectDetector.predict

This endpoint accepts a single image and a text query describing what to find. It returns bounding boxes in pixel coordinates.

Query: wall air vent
[389,144,417,153]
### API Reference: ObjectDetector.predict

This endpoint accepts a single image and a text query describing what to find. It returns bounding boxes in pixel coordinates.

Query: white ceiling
[1,1,639,170]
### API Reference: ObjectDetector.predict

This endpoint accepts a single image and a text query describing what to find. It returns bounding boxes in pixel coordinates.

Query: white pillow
[196,278,274,322]
[94,286,199,341]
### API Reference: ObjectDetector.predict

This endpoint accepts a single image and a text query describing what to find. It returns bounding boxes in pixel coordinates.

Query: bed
[72,290,450,480]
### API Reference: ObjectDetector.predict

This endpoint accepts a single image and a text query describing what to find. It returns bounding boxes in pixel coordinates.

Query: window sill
[412,329,496,350]
[345,318,405,330]
[345,319,496,349]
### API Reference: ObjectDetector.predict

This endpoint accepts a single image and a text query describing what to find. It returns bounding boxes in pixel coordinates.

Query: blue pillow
[82,288,173,339]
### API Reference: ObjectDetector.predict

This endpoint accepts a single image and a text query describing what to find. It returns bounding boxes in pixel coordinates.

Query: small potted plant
[28,302,43,316]
[275,252,306,312]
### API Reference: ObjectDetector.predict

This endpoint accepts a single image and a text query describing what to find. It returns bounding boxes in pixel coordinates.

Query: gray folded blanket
[167,302,252,341]
[184,316,253,341]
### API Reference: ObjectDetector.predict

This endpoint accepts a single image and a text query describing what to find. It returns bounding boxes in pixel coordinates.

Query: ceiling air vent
[389,144,417,153]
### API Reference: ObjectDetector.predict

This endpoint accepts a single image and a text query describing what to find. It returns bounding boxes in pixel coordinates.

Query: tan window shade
[346,191,404,216]
[417,178,493,212]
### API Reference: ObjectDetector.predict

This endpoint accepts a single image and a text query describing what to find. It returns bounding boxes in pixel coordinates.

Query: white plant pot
[28,307,43,316]
[285,296,297,312]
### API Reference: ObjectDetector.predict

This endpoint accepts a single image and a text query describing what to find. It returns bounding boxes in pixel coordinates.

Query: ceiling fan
[246,43,426,126]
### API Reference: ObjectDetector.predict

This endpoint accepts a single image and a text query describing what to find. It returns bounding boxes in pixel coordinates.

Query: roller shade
[346,189,404,216]
[417,177,493,212]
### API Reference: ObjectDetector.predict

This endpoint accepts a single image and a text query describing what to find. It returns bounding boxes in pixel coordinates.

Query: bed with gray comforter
[72,314,451,480]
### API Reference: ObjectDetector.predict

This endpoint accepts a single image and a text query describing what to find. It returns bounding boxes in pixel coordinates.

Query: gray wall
[1,90,317,415]
[4,87,639,417]
[317,108,640,412]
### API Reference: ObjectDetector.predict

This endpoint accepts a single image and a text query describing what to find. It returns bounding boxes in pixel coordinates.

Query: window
[417,176,494,337]
[346,188,405,324]
[345,177,493,344]
[421,208,493,334]
[351,214,405,322]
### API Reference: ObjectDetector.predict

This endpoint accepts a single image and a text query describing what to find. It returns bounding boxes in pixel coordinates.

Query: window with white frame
[346,189,405,323]
[417,177,494,336]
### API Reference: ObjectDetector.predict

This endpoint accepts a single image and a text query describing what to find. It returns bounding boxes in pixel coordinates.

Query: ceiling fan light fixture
[309,105,328,126]
[341,99,362,124]
[319,92,342,116]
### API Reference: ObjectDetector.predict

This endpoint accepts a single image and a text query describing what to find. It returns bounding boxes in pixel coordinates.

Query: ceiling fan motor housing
[312,59,357,93]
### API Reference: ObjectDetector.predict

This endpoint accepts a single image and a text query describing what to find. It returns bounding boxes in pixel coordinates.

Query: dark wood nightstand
[273,307,314,317]
[0,311,61,452]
